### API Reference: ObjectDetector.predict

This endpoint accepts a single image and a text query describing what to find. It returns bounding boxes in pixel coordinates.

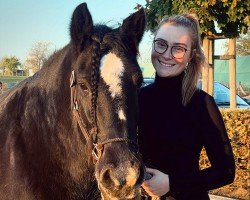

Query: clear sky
[0,0,153,63]
[0,0,225,67]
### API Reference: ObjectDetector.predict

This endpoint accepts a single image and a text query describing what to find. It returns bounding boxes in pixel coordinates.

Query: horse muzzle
[95,151,145,199]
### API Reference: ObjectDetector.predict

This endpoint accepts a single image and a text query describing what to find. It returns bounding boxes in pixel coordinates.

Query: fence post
[208,39,214,96]
[229,38,236,108]
[202,37,209,93]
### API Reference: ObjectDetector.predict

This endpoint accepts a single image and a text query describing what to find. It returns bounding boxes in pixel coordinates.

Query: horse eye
[80,84,89,93]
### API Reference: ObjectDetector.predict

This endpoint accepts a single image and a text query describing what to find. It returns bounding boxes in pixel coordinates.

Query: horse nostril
[100,168,113,188]
[100,167,127,190]
[99,160,144,191]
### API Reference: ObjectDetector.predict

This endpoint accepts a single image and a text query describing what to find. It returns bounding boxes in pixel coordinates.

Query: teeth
[159,61,173,67]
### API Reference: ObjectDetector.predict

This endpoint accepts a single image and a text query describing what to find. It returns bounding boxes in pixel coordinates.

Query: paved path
[209,194,237,200]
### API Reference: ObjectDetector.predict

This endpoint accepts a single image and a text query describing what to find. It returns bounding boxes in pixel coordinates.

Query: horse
[0,3,146,200]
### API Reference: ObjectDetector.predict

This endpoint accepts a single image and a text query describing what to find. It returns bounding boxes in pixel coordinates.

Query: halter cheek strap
[70,70,137,162]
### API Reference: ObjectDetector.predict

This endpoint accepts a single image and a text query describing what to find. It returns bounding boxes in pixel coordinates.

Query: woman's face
[151,23,193,77]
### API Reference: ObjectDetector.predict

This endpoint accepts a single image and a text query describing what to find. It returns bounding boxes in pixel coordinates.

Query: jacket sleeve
[169,94,235,195]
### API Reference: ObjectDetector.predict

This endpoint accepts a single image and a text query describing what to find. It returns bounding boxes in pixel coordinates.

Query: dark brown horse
[0,3,146,200]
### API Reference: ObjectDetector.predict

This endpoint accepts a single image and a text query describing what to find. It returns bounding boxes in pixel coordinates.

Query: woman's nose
[162,47,172,59]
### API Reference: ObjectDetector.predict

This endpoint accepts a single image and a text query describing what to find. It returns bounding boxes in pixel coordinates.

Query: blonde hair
[155,14,206,106]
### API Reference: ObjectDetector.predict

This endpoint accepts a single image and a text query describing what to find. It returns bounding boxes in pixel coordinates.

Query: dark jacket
[138,73,235,200]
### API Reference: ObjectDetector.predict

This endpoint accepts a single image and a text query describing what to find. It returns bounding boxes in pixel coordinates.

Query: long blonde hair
[155,14,206,106]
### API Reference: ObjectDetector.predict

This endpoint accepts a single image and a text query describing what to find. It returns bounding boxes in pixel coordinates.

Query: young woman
[138,14,235,200]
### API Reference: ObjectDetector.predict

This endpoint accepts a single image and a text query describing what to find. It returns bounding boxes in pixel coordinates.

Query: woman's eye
[157,41,165,47]
[174,46,185,52]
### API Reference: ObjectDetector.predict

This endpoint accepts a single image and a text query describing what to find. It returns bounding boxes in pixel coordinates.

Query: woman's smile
[158,59,175,67]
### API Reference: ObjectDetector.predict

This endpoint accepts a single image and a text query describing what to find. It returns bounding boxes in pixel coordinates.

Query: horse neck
[35,46,89,159]
[32,46,74,131]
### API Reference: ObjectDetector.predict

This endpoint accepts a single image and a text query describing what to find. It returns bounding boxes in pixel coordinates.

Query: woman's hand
[142,167,170,197]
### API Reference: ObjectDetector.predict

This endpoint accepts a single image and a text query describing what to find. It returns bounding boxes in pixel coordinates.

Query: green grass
[0,75,28,83]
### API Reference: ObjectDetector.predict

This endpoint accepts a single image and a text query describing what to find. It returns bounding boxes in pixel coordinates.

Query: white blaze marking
[100,53,126,121]
[100,53,124,98]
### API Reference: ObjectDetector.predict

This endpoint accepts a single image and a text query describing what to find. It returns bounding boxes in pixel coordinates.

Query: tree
[142,0,249,38]
[236,30,250,56]
[0,56,21,75]
[25,42,52,73]
[223,29,250,56]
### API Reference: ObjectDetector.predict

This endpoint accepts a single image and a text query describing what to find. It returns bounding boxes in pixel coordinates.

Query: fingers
[141,183,157,197]
[142,183,159,198]
[144,168,157,185]
[142,180,150,187]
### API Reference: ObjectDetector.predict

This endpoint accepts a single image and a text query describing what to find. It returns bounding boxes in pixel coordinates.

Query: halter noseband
[70,70,137,161]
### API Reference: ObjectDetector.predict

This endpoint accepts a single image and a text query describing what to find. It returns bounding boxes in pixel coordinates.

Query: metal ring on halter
[92,138,138,161]
[92,143,103,160]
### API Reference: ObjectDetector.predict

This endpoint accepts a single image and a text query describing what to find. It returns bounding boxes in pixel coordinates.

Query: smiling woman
[139,14,235,200]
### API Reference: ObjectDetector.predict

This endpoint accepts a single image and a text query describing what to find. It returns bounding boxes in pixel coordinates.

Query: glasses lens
[171,46,186,58]
[154,40,167,54]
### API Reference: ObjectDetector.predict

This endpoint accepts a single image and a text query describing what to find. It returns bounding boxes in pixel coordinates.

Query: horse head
[70,3,146,199]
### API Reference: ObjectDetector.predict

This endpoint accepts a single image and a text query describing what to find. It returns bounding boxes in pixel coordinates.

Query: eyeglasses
[153,39,189,59]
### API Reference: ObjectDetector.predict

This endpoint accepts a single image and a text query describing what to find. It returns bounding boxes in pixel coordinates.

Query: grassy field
[0,75,28,84]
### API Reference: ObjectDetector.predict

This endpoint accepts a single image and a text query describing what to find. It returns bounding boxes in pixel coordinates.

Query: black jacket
[138,73,235,200]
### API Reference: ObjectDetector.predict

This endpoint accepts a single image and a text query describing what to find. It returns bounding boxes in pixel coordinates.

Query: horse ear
[120,8,146,46]
[70,3,93,51]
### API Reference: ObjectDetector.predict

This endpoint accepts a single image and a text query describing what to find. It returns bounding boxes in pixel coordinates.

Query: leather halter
[70,70,137,161]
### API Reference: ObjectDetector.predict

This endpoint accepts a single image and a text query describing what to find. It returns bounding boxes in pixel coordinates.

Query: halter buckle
[70,70,76,87]
[92,143,103,160]
[74,100,79,110]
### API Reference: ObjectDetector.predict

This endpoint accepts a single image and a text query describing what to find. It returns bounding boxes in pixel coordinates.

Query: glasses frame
[153,39,190,59]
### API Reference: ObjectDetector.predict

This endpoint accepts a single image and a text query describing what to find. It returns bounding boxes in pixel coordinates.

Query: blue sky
[0,0,225,66]
[0,0,153,63]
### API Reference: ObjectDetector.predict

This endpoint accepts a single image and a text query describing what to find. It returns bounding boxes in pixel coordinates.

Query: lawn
[0,76,28,84]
